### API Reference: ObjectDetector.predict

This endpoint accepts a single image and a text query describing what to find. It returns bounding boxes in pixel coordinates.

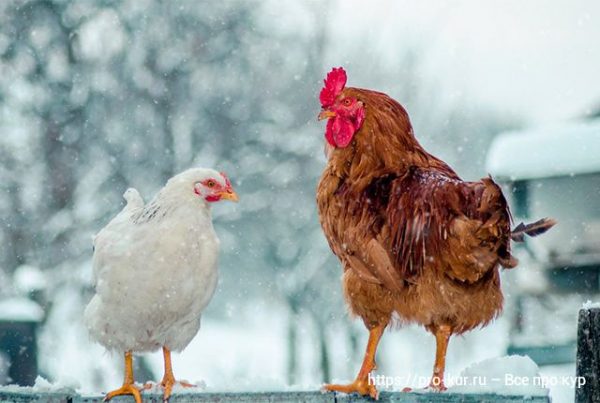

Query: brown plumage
[317,74,555,397]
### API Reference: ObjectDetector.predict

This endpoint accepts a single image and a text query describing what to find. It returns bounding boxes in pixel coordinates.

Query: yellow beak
[318,110,336,121]
[220,189,239,202]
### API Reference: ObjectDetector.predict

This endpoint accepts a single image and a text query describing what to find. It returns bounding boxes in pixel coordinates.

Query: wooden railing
[0,390,550,402]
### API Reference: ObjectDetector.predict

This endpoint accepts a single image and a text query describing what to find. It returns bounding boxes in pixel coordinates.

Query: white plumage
[84,168,228,354]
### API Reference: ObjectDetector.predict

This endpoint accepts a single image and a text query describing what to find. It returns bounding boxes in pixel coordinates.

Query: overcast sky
[324,0,600,125]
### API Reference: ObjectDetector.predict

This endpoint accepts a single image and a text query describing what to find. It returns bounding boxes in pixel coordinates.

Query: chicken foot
[323,323,386,399]
[104,351,142,403]
[428,324,452,391]
[145,346,194,402]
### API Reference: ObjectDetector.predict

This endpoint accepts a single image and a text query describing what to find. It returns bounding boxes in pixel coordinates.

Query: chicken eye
[207,180,215,188]
[343,98,352,106]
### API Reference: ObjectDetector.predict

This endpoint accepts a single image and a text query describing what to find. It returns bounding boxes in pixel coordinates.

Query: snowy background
[1,1,600,403]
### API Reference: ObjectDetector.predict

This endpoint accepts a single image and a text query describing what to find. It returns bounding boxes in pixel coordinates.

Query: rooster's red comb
[319,67,347,108]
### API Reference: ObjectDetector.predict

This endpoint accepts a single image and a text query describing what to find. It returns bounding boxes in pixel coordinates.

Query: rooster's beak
[220,189,239,202]
[318,110,336,121]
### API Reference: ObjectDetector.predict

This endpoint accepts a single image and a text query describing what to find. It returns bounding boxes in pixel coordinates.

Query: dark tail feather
[511,218,557,242]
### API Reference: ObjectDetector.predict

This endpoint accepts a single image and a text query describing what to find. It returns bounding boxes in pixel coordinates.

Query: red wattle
[325,119,336,146]
[325,116,356,148]
[333,118,355,147]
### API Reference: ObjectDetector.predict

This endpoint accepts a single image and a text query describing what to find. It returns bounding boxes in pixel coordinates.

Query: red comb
[319,67,347,108]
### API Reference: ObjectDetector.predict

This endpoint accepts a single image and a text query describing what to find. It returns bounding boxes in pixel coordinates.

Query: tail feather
[511,218,557,242]
[123,188,144,209]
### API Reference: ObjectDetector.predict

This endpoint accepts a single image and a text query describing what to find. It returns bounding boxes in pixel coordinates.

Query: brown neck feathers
[327,88,444,188]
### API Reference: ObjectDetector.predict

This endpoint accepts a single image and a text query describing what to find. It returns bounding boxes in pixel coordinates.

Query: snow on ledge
[450,355,549,397]
[0,375,78,393]
[0,297,44,322]
[486,118,600,181]
[582,300,600,309]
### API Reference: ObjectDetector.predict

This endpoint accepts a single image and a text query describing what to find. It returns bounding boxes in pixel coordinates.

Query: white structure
[487,118,600,268]
[486,118,600,365]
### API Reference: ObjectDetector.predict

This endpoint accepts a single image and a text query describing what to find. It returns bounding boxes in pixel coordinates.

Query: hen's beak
[318,110,336,121]
[220,188,239,202]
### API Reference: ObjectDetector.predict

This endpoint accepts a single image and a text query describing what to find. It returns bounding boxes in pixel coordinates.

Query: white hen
[84,168,238,403]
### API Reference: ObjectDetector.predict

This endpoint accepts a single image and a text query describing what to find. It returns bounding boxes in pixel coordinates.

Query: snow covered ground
[450,356,547,396]
[540,364,576,403]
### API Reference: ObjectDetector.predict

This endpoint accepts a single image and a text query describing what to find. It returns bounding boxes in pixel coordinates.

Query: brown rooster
[316,67,555,398]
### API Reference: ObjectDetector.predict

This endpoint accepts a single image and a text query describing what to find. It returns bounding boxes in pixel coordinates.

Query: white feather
[84,168,222,353]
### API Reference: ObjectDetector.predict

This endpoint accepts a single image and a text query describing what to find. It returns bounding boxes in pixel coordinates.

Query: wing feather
[383,168,512,284]
[91,188,145,286]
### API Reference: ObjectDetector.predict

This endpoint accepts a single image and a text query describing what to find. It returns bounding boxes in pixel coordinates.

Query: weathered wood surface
[576,307,600,403]
[0,390,550,403]
[0,390,70,403]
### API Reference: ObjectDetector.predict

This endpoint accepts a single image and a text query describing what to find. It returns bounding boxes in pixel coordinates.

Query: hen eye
[207,180,215,188]
[343,98,352,106]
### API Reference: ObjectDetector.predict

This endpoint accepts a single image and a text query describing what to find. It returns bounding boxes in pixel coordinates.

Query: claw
[322,324,386,401]
[158,378,195,401]
[324,381,379,400]
[106,351,142,403]
[155,347,196,401]
[103,383,142,403]
[153,379,194,402]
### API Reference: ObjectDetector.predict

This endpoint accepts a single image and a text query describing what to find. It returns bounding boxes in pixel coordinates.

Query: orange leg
[147,347,194,402]
[104,351,142,403]
[428,325,452,391]
[323,323,386,399]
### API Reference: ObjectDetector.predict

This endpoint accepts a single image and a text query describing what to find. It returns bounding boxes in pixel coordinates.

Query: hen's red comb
[319,67,347,108]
